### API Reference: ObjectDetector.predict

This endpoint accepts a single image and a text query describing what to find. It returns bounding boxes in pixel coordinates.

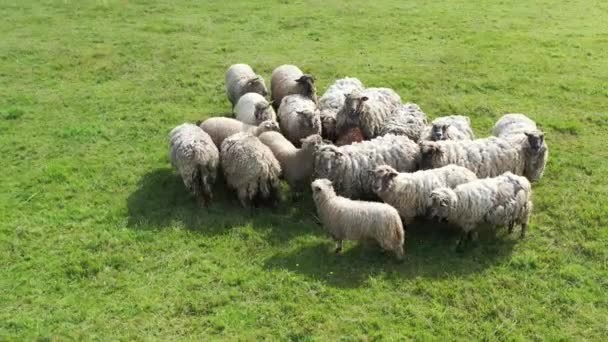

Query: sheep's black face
[420,143,440,169]
[296,74,316,99]
[431,124,448,141]
[248,77,267,97]
[254,103,273,123]
[525,132,544,152]
[343,94,369,120]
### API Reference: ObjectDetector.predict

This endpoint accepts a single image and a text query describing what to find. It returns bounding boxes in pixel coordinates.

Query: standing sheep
[370,165,477,226]
[220,132,282,208]
[258,132,322,191]
[380,103,428,141]
[225,64,268,107]
[336,88,401,139]
[270,64,317,110]
[169,123,219,205]
[311,179,405,260]
[320,112,338,142]
[234,92,277,125]
[318,77,364,142]
[278,94,322,147]
[429,172,533,247]
[198,117,279,148]
[314,134,420,199]
[421,115,475,141]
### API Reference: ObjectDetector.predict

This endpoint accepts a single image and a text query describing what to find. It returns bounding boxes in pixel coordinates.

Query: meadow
[1,0,607,339]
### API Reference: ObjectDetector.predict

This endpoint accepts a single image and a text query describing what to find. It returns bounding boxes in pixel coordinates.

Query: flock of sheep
[168,63,549,259]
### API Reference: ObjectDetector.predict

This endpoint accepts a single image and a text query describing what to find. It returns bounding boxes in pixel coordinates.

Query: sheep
[278,94,321,147]
[421,115,475,141]
[420,137,524,179]
[220,132,282,208]
[320,111,337,141]
[380,103,428,141]
[318,77,364,123]
[270,64,317,110]
[492,113,548,182]
[370,165,477,226]
[225,64,268,107]
[429,172,533,247]
[169,123,219,205]
[335,126,364,146]
[311,178,405,260]
[198,117,280,148]
[234,92,277,125]
[314,134,420,199]
[258,132,323,191]
[336,88,401,139]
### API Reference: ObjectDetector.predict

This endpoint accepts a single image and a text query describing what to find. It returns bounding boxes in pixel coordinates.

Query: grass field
[1,0,608,339]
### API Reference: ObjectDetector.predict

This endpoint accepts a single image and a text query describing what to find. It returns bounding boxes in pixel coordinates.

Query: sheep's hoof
[508,222,515,234]
[334,247,343,255]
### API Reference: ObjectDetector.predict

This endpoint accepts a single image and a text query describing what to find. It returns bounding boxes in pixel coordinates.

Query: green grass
[1,0,607,339]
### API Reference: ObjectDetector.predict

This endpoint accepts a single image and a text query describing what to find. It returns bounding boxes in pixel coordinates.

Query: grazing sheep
[278,94,322,147]
[318,77,364,126]
[371,165,477,226]
[429,172,533,247]
[258,132,322,190]
[336,88,401,139]
[220,132,282,207]
[225,64,268,107]
[169,123,219,205]
[420,137,524,179]
[314,134,420,199]
[311,179,405,260]
[380,103,428,141]
[421,115,475,141]
[198,117,280,148]
[492,113,538,138]
[320,111,338,141]
[270,64,317,110]
[234,92,277,125]
[335,126,364,146]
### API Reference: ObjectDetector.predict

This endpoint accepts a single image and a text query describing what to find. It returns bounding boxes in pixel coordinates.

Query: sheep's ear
[442,124,450,132]
[195,120,202,126]
[524,132,532,137]
[388,170,398,178]
[361,96,369,102]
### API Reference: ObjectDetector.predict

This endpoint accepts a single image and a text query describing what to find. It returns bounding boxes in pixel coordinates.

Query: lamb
[258,132,322,190]
[220,132,282,207]
[311,178,405,260]
[169,123,219,205]
[370,165,477,226]
[314,134,420,199]
[270,64,317,110]
[429,172,533,247]
[492,113,548,182]
[278,94,321,147]
[380,103,428,141]
[421,115,475,141]
[234,92,277,125]
[198,117,280,148]
[336,88,401,139]
[225,64,268,107]
[335,126,364,146]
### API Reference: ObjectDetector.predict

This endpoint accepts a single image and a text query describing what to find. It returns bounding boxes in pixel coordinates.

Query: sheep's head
[369,165,399,194]
[256,120,280,135]
[247,76,268,97]
[300,134,323,151]
[343,91,369,120]
[313,145,344,178]
[420,141,443,169]
[430,123,450,141]
[429,188,457,221]
[524,131,545,153]
[297,110,321,132]
[311,178,334,198]
[295,74,317,99]
[254,101,274,124]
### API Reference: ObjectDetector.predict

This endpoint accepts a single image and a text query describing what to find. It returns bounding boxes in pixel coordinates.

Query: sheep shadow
[263,221,519,288]
[126,168,318,243]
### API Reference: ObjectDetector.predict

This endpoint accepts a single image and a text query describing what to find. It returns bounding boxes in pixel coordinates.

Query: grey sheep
[314,134,420,199]
[320,111,338,141]
[278,94,322,147]
[318,77,364,141]
[312,179,405,260]
[225,64,268,107]
[421,115,475,141]
[220,132,282,207]
[336,88,401,139]
[169,123,219,205]
[198,117,280,148]
[429,172,533,247]
[371,164,477,226]
[380,103,428,141]
[258,132,323,190]
[234,92,277,125]
[270,64,317,110]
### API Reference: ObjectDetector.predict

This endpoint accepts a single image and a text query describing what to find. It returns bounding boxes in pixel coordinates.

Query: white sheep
[220,132,282,207]
[311,178,405,260]
[380,103,428,141]
[421,115,475,141]
[429,172,533,247]
[277,94,322,146]
[492,113,538,138]
[225,64,268,107]
[370,164,477,226]
[270,64,317,110]
[319,77,364,119]
[234,92,277,125]
[314,134,420,199]
[258,132,322,190]
[198,117,280,148]
[336,87,401,139]
[169,123,219,205]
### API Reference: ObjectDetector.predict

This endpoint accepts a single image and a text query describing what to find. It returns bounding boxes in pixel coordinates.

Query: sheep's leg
[508,222,515,234]
[469,230,479,242]
[394,245,405,261]
[521,223,528,238]
[334,240,343,254]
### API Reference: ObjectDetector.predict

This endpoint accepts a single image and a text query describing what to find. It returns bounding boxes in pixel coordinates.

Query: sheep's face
[297,110,321,132]
[429,188,456,221]
[314,146,344,178]
[430,124,449,141]
[254,102,274,123]
[258,120,280,134]
[311,178,333,199]
[321,115,337,140]
[343,92,369,120]
[300,134,323,151]
[247,76,268,97]
[420,142,442,169]
[525,131,545,153]
[296,74,317,99]
[370,165,399,193]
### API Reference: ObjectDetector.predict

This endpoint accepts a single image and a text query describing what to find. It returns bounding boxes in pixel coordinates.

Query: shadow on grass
[264,221,519,287]
[126,168,318,243]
